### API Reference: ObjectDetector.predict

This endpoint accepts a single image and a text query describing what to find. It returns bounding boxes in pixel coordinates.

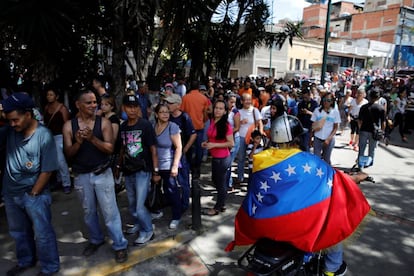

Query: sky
[271,0,363,22]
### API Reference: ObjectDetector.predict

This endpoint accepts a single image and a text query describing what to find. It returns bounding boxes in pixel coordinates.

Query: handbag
[372,126,384,141]
[123,154,147,172]
[145,179,166,212]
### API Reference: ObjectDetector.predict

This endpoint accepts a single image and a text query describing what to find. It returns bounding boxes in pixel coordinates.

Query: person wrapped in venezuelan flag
[226,115,371,276]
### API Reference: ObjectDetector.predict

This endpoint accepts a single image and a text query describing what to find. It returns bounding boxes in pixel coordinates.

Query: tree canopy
[0,0,303,98]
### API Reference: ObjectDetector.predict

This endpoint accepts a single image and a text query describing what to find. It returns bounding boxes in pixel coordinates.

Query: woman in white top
[348,87,368,150]
[236,93,263,183]
[311,92,341,165]
[390,89,409,142]
[226,94,240,189]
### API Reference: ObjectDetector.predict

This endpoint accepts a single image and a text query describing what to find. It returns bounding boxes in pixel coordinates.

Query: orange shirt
[239,87,252,97]
[181,90,211,130]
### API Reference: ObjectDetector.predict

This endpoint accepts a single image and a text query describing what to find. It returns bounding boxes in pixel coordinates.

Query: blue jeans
[300,129,311,152]
[54,134,71,187]
[4,192,60,274]
[160,171,182,220]
[177,154,190,212]
[313,137,335,165]
[228,135,240,187]
[212,156,231,210]
[358,131,378,165]
[73,168,127,250]
[324,242,343,272]
[193,129,205,168]
[237,137,247,181]
[124,171,153,235]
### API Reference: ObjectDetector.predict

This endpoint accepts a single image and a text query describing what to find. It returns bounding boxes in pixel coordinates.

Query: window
[344,20,350,32]
[295,59,301,71]
[290,58,293,71]
[303,60,307,70]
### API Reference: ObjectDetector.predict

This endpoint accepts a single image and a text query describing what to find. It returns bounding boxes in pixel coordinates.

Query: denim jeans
[177,154,190,212]
[160,171,182,220]
[73,168,128,250]
[4,192,60,274]
[358,131,378,165]
[193,129,205,168]
[124,171,153,235]
[212,156,231,210]
[54,134,71,187]
[237,137,247,181]
[324,242,343,272]
[313,137,335,165]
[228,135,240,187]
[300,129,311,152]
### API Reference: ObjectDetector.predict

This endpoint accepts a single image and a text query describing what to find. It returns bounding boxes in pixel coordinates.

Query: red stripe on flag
[228,169,370,252]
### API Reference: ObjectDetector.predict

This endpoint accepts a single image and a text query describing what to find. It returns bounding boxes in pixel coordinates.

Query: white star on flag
[316,168,324,178]
[256,192,264,203]
[260,181,270,192]
[271,171,282,183]
[285,164,296,176]
[327,178,333,188]
[252,204,257,215]
[302,163,312,173]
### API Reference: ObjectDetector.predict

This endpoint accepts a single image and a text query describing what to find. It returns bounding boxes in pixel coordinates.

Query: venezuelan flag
[226,148,370,252]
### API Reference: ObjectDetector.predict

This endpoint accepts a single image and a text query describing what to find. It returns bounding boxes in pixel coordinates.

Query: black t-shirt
[120,118,157,172]
[358,103,385,132]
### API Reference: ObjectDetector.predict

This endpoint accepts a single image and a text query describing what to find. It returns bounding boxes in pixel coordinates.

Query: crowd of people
[0,69,413,275]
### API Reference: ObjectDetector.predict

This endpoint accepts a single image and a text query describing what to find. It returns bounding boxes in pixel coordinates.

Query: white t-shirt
[239,106,262,137]
[349,98,368,118]
[311,108,341,140]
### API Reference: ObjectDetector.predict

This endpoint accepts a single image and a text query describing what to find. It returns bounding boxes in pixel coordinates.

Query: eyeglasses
[82,101,97,105]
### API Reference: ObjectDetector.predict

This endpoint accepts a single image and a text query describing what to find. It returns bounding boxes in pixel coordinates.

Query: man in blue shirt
[1,93,60,276]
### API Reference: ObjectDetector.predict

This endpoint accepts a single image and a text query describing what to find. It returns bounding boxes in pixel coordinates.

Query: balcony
[328,42,369,56]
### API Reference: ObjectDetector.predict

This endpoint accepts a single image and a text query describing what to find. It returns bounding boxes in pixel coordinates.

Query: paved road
[1,128,413,275]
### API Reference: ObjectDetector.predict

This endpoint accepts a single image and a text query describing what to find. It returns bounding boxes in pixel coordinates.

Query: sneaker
[151,211,163,219]
[169,219,180,230]
[7,263,36,276]
[349,140,353,146]
[324,261,347,276]
[63,186,71,194]
[133,232,154,245]
[82,241,105,256]
[125,224,139,235]
[115,248,128,263]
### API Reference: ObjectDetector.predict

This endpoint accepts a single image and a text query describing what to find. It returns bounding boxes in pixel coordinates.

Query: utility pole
[269,0,274,77]
[321,0,332,85]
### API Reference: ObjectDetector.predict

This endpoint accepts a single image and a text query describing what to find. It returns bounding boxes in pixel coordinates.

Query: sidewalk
[1,128,414,275]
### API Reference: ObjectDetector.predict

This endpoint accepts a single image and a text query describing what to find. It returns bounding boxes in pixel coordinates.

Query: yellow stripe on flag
[252,148,301,173]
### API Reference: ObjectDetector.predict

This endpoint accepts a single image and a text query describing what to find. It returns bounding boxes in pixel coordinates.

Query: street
[1,128,414,275]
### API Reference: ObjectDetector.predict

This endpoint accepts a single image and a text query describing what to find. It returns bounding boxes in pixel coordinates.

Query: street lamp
[321,0,332,85]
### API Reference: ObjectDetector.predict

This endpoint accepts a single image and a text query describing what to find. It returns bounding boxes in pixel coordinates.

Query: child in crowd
[246,130,264,186]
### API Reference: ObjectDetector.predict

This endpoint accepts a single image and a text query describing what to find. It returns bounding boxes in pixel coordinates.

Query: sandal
[202,208,220,216]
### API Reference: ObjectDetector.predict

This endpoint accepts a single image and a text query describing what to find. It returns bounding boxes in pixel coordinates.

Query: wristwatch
[29,191,39,196]
[153,167,159,175]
